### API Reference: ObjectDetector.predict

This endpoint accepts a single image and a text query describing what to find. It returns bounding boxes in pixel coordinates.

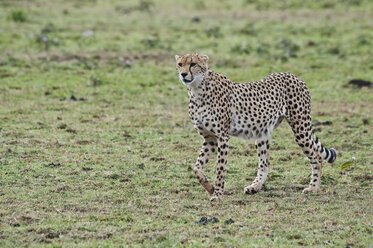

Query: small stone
[197,217,208,225]
[46,162,61,167]
[224,218,235,225]
[192,16,200,22]
[58,123,67,129]
[207,217,219,223]
[138,163,145,169]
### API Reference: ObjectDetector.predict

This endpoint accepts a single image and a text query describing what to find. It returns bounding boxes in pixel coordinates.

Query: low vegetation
[0,0,372,247]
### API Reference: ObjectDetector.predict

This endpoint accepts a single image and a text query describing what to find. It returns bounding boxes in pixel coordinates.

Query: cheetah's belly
[228,112,280,141]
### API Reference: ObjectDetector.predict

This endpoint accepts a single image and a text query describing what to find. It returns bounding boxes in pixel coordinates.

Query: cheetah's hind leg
[288,120,322,193]
[244,138,270,195]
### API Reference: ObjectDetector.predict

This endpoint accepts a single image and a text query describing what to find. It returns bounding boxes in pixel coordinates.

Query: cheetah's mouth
[182,78,194,85]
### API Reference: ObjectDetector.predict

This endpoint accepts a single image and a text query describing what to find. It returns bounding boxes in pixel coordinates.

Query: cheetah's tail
[313,134,337,163]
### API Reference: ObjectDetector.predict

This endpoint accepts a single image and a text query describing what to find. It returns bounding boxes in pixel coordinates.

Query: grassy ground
[0,0,372,247]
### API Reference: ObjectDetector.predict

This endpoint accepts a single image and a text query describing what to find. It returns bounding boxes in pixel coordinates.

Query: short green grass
[0,0,372,247]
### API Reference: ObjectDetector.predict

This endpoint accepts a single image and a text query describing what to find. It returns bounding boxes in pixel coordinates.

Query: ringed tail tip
[327,148,337,163]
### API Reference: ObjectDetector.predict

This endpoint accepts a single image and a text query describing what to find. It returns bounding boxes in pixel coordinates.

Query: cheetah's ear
[175,55,181,61]
[200,55,209,62]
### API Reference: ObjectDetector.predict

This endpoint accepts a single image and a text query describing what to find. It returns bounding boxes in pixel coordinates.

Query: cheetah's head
[175,53,209,86]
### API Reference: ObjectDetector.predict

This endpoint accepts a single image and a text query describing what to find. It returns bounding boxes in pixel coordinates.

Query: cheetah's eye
[178,63,182,67]
[190,62,196,67]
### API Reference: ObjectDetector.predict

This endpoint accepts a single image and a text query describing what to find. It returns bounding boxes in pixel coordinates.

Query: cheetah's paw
[302,186,320,194]
[244,184,262,195]
[210,193,223,202]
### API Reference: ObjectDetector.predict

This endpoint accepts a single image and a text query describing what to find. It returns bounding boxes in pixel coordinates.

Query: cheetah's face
[175,54,209,86]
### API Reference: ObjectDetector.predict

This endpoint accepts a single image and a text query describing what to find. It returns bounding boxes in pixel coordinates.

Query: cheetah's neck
[187,70,211,100]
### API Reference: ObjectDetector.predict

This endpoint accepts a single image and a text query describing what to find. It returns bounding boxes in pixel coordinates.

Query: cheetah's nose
[181,73,187,78]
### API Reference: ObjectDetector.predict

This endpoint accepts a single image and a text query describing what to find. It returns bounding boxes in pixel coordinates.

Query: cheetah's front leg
[210,136,230,201]
[193,135,218,195]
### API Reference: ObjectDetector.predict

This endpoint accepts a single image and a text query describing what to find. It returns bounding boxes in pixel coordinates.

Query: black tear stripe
[189,65,194,80]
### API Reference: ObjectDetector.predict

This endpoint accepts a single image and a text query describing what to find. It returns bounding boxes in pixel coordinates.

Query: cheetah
[175,53,337,201]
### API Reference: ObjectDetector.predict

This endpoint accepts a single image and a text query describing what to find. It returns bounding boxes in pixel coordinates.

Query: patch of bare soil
[344,79,372,88]
[8,51,173,67]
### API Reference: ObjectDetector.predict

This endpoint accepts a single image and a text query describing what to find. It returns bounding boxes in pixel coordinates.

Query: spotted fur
[175,53,337,201]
